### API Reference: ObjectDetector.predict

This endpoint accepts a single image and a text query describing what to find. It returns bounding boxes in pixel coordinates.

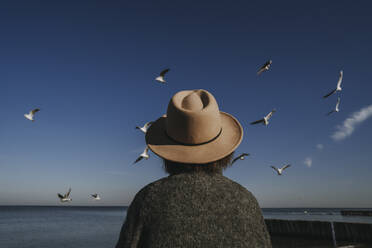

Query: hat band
[165,128,222,146]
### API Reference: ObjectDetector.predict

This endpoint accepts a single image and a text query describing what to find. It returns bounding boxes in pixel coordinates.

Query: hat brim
[145,112,243,164]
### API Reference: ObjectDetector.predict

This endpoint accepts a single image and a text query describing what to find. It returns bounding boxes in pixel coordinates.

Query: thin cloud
[304,157,312,168]
[316,144,324,150]
[332,105,372,141]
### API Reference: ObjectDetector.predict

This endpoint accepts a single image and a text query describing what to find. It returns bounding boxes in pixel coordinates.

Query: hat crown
[181,92,204,110]
[166,89,221,145]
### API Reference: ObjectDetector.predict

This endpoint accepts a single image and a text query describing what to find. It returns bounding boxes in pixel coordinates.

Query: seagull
[231,153,250,165]
[155,68,170,83]
[57,188,72,202]
[257,60,272,75]
[24,108,40,122]
[323,70,343,98]
[251,109,276,126]
[327,97,341,116]
[271,164,291,175]
[136,121,153,134]
[91,194,101,200]
[133,146,149,164]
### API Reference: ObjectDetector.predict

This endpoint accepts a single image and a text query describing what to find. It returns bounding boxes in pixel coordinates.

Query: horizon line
[0,205,371,209]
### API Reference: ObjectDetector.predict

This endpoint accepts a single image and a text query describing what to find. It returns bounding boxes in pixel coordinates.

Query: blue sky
[1,0,372,207]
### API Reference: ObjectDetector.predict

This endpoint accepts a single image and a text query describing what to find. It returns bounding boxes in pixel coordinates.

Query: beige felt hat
[145,89,243,164]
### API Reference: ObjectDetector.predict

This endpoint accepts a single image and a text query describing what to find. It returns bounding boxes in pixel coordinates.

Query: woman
[116,89,271,248]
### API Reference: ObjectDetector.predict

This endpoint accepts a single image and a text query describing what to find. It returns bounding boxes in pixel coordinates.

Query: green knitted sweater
[116,172,272,248]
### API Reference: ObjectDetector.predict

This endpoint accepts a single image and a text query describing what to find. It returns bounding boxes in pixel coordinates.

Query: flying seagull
[155,68,170,83]
[57,188,72,202]
[327,97,341,116]
[231,153,250,165]
[133,146,149,164]
[251,109,276,126]
[136,121,153,134]
[91,194,101,200]
[24,108,40,122]
[257,60,272,75]
[323,70,343,98]
[271,164,291,175]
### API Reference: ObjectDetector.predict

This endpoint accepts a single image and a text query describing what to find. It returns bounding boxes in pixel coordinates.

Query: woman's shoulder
[134,173,256,202]
[129,176,173,205]
[218,175,255,195]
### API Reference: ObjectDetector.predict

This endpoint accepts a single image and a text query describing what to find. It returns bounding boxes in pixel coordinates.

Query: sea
[0,206,372,248]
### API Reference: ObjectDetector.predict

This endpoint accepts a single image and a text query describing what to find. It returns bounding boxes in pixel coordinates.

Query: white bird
[327,97,341,116]
[257,60,272,75]
[231,153,250,165]
[136,121,153,134]
[24,108,40,122]
[91,194,101,200]
[57,188,72,202]
[271,164,291,175]
[155,68,170,83]
[133,146,149,164]
[251,109,276,126]
[323,70,343,98]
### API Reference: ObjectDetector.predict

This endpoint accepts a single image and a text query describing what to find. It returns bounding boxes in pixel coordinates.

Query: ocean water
[1,206,372,248]
[0,206,126,248]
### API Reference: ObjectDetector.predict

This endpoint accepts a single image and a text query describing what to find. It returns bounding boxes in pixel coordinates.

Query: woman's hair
[163,152,234,175]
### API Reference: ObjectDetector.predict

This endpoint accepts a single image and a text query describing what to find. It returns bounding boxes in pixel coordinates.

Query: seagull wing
[92,194,97,198]
[144,121,153,129]
[31,108,40,115]
[250,119,264,125]
[133,156,143,164]
[257,60,272,75]
[65,188,71,198]
[264,60,272,67]
[160,68,170,77]
[271,166,278,171]
[282,164,291,171]
[231,157,240,164]
[327,110,335,116]
[266,109,276,119]
[57,193,64,199]
[323,89,336,98]
[232,153,249,164]
[337,70,343,88]
[134,156,142,164]
[257,67,266,75]
[336,97,340,108]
